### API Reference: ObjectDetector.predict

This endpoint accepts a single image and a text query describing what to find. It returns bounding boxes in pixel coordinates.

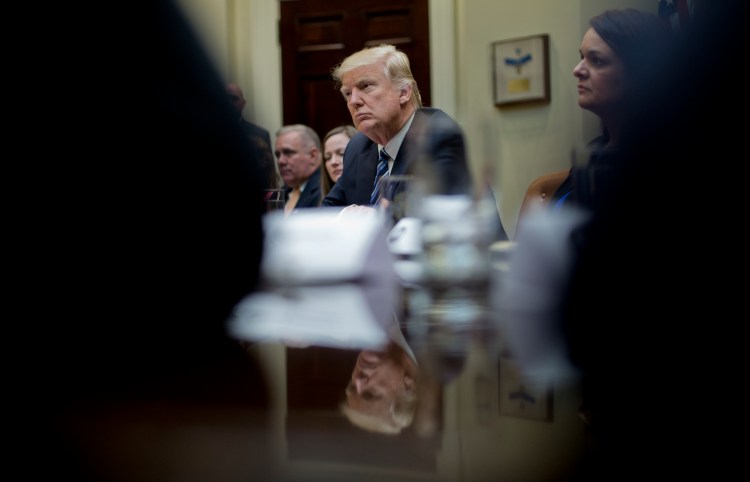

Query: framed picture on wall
[492,34,550,107]
[497,356,553,422]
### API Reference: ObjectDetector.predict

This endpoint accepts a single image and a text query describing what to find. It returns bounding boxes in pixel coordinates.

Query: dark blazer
[240,119,277,189]
[285,167,322,209]
[240,118,272,153]
[44,2,271,479]
[322,108,473,206]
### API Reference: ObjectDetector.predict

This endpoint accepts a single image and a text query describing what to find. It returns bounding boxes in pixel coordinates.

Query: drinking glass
[378,175,418,225]
[264,189,285,214]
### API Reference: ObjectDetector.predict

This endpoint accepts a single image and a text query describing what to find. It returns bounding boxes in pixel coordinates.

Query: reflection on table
[230,208,586,481]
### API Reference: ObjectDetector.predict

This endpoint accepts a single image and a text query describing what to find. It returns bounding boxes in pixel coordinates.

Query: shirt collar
[380,111,416,165]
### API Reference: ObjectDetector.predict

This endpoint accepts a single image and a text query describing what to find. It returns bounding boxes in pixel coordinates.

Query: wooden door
[279,0,430,138]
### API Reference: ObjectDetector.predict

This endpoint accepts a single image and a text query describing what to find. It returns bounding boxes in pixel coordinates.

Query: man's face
[339,63,406,144]
[226,84,245,116]
[345,349,415,423]
[274,131,319,187]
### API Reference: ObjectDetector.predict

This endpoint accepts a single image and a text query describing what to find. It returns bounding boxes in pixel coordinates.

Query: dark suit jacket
[322,108,473,206]
[240,119,277,189]
[285,167,322,209]
[240,118,272,153]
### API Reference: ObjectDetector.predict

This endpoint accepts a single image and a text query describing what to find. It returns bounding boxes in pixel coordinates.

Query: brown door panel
[281,0,430,137]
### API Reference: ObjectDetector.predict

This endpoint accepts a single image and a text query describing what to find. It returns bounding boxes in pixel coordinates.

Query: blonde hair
[332,44,423,109]
[320,125,358,201]
[323,124,358,146]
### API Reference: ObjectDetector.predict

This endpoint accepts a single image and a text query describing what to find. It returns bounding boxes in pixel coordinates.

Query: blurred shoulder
[414,107,464,139]
[416,107,460,127]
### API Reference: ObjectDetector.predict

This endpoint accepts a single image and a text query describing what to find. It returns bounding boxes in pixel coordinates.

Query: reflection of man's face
[345,347,416,422]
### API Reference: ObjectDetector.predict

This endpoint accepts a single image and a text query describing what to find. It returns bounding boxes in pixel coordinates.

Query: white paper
[261,208,395,285]
[228,284,390,349]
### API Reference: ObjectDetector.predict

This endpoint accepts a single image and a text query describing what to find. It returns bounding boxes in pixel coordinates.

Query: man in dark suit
[227,82,280,190]
[321,44,507,240]
[274,124,323,213]
[322,44,473,208]
[227,82,273,151]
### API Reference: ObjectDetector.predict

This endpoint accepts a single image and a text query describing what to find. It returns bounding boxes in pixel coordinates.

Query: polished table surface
[229,208,589,481]
[235,249,586,481]
[249,335,585,482]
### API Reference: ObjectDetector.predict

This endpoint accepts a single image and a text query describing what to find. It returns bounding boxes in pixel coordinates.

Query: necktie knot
[370,149,390,206]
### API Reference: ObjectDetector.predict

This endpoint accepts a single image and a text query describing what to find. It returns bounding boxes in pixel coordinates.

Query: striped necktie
[370,149,390,206]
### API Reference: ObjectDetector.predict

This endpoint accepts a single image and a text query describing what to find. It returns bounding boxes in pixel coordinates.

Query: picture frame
[497,356,553,422]
[492,34,550,107]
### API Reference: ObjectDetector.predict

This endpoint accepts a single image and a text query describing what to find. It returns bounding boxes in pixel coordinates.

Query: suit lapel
[355,138,379,205]
[297,168,320,208]
[391,108,431,176]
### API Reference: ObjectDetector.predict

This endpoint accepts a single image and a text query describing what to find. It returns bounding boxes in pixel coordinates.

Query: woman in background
[549,8,673,210]
[500,9,677,479]
[320,125,357,204]
[341,340,418,435]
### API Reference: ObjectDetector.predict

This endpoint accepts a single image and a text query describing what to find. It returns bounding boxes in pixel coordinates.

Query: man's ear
[403,374,416,393]
[399,85,412,106]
